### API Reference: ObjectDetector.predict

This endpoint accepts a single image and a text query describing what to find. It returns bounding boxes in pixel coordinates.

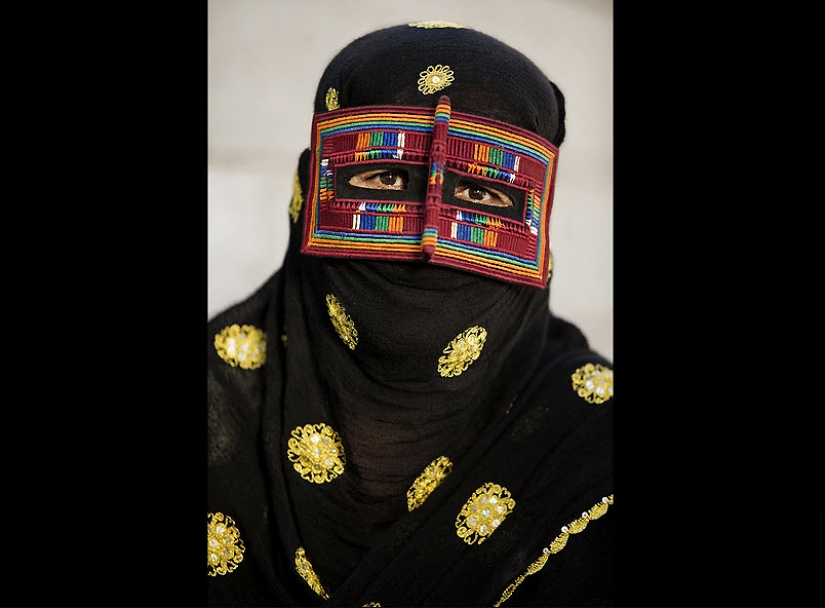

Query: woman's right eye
[348,169,409,190]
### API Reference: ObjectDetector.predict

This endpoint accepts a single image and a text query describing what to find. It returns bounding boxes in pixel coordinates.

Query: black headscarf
[313,24,566,145]
[208,22,612,607]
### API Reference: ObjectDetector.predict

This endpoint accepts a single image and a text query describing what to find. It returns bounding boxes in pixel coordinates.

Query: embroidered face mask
[301,95,558,288]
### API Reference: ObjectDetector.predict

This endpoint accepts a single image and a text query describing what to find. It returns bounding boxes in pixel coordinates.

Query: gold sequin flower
[407,455,453,511]
[295,547,329,599]
[325,87,339,111]
[571,363,614,404]
[438,326,486,377]
[214,324,266,369]
[326,294,358,349]
[409,21,466,29]
[455,482,515,545]
[287,423,346,483]
[207,512,245,576]
[418,65,454,95]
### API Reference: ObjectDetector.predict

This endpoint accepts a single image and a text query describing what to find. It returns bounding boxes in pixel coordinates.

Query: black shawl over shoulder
[208,23,613,607]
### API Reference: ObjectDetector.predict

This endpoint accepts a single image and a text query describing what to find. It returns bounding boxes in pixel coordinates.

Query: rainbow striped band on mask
[301,95,559,287]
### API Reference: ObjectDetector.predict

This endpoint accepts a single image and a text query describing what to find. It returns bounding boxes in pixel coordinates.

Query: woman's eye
[454,182,513,207]
[349,169,408,190]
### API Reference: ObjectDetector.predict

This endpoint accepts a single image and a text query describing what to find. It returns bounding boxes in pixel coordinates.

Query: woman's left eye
[454,182,513,207]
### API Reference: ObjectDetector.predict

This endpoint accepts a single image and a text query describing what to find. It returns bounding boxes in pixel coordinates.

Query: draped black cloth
[208,23,613,607]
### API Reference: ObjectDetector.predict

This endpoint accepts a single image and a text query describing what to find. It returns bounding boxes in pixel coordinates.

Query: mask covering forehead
[301,95,559,287]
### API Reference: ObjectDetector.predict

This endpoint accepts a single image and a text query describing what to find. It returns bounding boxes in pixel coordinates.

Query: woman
[207,22,613,606]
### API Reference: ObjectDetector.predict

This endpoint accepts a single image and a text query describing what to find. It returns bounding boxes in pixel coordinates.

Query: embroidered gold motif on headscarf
[407,455,453,511]
[363,604,381,607]
[493,495,614,606]
[325,87,340,111]
[455,482,515,545]
[326,294,358,349]
[438,326,486,377]
[207,512,245,576]
[295,547,329,599]
[289,169,303,223]
[418,65,455,95]
[571,363,613,404]
[287,423,346,483]
[409,20,466,29]
[214,324,266,369]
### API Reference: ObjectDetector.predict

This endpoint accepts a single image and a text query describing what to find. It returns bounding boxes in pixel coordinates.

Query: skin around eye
[348,168,409,190]
[453,180,514,207]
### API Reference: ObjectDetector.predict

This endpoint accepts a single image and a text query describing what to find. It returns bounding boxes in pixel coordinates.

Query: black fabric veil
[208,23,613,607]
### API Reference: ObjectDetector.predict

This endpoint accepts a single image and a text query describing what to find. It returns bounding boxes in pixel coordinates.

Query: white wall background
[208,0,613,361]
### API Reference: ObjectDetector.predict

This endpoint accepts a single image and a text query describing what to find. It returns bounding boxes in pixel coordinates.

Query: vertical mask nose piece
[422,95,451,259]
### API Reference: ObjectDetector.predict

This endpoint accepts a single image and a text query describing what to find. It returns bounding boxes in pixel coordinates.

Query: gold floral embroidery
[295,547,329,599]
[325,87,340,111]
[494,495,614,606]
[571,363,613,403]
[287,423,346,483]
[455,482,515,545]
[326,294,358,349]
[418,64,455,95]
[438,326,486,377]
[406,455,453,511]
[207,512,245,576]
[289,169,303,223]
[214,324,266,369]
[363,604,381,607]
[409,20,466,29]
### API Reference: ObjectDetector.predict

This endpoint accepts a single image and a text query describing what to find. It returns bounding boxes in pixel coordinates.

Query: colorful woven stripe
[421,227,439,252]
[455,210,504,228]
[451,222,499,247]
[434,100,451,124]
[319,159,333,201]
[354,131,408,160]
[429,162,445,185]
[465,161,517,184]
[352,213,405,232]
[302,98,558,287]
[422,95,451,257]
[473,144,520,171]
[524,189,542,233]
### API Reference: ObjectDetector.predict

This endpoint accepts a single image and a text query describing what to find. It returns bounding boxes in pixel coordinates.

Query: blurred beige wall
[208,0,613,361]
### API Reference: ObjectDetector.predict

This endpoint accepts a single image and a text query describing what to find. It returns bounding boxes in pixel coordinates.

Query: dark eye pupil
[469,187,486,200]
[379,172,397,186]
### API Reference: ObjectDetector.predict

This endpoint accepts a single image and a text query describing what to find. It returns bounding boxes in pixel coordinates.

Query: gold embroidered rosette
[214,324,267,369]
[287,423,346,483]
[571,363,613,403]
[325,87,340,111]
[207,512,245,576]
[407,455,453,511]
[455,482,515,545]
[326,294,358,349]
[438,326,487,377]
[418,65,455,95]
[289,169,303,223]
